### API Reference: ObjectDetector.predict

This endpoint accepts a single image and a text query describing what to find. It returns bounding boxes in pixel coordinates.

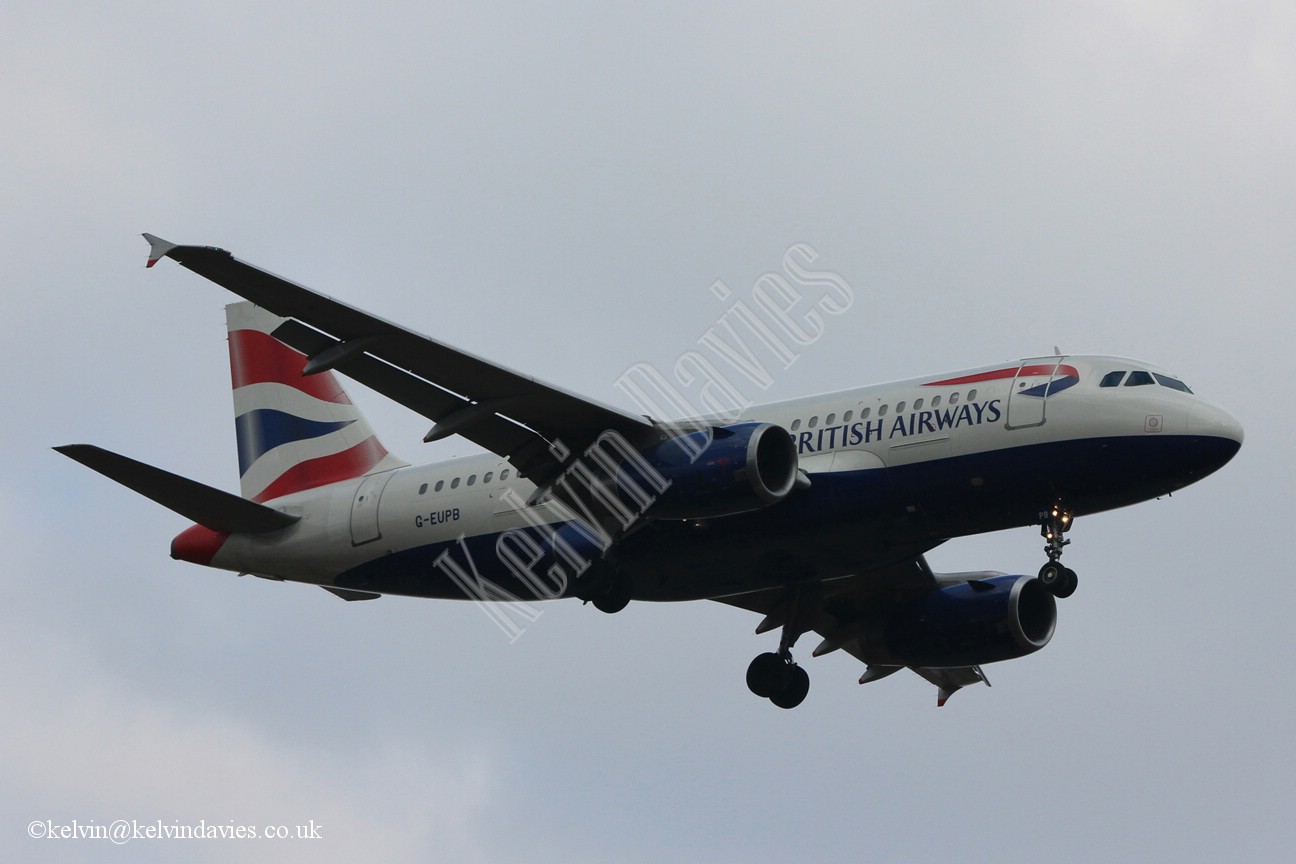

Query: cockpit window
[1099,371,1126,388]
[1125,370,1155,386]
[1154,373,1193,394]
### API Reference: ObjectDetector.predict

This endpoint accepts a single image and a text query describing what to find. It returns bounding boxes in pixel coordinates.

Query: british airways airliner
[56,235,1243,708]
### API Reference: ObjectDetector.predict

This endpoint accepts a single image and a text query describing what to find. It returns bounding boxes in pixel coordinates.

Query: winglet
[142,233,178,268]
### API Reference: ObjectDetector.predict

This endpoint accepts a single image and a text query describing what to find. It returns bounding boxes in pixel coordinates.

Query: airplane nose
[1189,401,1244,447]
[1184,401,1243,478]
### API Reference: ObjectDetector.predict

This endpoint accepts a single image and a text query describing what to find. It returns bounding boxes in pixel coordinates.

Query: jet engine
[620,422,799,520]
[862,574,1057,667]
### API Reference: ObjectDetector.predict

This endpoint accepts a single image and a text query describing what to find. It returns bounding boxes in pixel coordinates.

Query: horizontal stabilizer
[55,444,300,534]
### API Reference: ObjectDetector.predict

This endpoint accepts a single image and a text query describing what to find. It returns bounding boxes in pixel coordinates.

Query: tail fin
[228,302,405,502]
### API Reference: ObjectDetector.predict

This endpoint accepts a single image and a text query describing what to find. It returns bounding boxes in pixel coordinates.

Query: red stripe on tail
[252,436,390,503]
[228,329,353,403]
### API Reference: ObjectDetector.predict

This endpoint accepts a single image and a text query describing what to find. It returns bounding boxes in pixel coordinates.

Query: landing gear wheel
[1038,560,1066,591]
[746,652,787,698]
[1054,567,1079,599]
[746,653,810,708]
[1038,562,1078,598]
[591,576,632,614]
[769,664,810,709]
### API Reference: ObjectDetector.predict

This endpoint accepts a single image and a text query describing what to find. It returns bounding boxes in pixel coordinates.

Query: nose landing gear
[1037,503,1078,598]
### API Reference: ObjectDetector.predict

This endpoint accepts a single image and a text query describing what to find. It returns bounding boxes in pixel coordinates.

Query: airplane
[56,234,1244,708]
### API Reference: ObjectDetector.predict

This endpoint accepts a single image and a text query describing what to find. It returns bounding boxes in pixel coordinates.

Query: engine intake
[865,574,1057,667]
[621,422,798,520]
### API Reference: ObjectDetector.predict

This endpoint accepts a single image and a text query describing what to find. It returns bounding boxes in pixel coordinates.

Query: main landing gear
[746,585,812,709]
[1037,503,1079,599]
[577,565,633,614]
[746,650,810,709]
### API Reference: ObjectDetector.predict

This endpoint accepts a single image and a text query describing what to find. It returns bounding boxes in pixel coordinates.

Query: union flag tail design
[227,302,406,502]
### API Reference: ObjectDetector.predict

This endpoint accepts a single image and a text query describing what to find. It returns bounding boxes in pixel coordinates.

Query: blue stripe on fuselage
[328,434,1240,603]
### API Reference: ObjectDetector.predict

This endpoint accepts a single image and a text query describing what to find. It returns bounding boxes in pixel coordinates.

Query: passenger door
[1005,357,1066,430]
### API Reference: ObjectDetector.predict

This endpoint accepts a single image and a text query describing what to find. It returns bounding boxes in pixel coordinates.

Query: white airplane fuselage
[176,354,1241,604]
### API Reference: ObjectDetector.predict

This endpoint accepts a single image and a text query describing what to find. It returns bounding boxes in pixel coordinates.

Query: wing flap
[714,555,992,705]
[268,319,545,473]
[910,665,988,706]
[143,235,660,486]
[321,586,382,601]
[144,237,654,442]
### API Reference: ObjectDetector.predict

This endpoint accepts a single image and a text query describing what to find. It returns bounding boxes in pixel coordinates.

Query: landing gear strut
[1037,503,1078,598]
[746,586,812,709]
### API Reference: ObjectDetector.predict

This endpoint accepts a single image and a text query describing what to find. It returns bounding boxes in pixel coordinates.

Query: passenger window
[467,475,476,486]
[434,480,444,492]
[790,418,801,431]
[931,395,941,407]
[808,416,819,428]
[896,401,906,413]
[1100,371,1126,388]
[968,389,977,401]
[826,413,836,425]
[861,407,870,419]
[419,483,428,495]
[949,392,959,405]
[913,398,923,411]
[501,469,510,481]
[484,472,493,483]
[1154,373,1193,393]
[451,477,460,489]
[879,404,888,417]
[1125,371,1154,386]
[843,410,853,423]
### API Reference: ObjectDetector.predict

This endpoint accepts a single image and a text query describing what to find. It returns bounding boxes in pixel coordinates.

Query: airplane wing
[142,234,658,486]
[714,555,989,706]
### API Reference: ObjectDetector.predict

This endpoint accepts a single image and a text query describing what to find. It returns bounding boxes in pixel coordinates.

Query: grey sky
[3,2,1292,861]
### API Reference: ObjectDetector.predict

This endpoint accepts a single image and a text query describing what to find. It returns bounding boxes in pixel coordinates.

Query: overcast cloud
[3,2,1293,862]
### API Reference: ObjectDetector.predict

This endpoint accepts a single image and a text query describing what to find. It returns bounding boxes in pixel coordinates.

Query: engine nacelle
[864,574,1057,667]
[620,422,799,520]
